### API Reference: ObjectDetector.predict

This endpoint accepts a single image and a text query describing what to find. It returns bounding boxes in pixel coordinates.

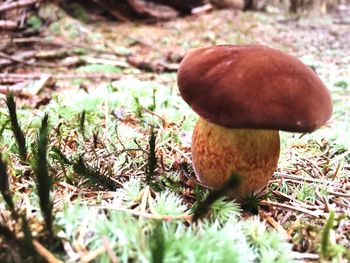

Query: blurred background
[1,1,350,262]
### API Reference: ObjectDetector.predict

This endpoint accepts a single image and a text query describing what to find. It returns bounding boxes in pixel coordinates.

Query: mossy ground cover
[0,4,349,262]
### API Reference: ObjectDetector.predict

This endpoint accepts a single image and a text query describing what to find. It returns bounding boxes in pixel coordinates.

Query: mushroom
[177,45,332,199]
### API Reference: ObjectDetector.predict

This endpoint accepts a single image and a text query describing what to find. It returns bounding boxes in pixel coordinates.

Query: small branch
[273,190,324,210]
[165,142,191,163]
[291,252,320,260]
[0,0,39,13]
[30,74,52,95]
[92,205,192,221]
[259,210,291,240]
[32,240,63,263]
[0,51,56,68]
[0,82,32,98]
[191,4,213,15]
[143,108,167,127]
[328,190,350,198]
[273,172,340,185]
[13,37,130,57]
[102,236,118,263]
[0,20,17,30]
[0,72,122,82]
[138,185,149,218]
[127,55,178,73]
[83,56,129,68]
[260,200,325,217]
[80,242,116,263]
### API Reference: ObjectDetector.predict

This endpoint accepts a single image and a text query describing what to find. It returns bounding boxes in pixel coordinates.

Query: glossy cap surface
[177,45,332,132]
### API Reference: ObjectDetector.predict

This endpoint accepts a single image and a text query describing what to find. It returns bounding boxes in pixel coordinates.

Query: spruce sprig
[147,127,157,183]
[21,216,36,258]
[192,172,241,222]
[0,154,16,216]
[150,221,165,263]
[34,114,54,236]
[73,156,118,191]
[0,222,17,244]
[79,110,86,137]
[0,218,40,261]
[6,93,27,162]
[321,211,335,259]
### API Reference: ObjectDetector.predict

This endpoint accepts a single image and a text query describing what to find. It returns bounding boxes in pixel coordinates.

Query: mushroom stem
[191,117,280,199]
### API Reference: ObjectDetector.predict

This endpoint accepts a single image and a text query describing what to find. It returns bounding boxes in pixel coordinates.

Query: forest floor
[0,3,350,262]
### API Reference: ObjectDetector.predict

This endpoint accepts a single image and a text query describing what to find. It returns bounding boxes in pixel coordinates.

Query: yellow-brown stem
[191,117,280,199]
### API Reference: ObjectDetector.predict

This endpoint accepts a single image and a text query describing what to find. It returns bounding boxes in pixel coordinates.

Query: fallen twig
[139,185,150,218]
[13,37,130,57]
[291,252,320,260]
[127,55,178,73]
[80,242,116,263]
[0,0,39,13]
[32,240,64,263]
[191,3,213,15]
[328,190,350,198]
[0,72,122,81]
[273,172,340,185]
[260,200,325,217]
[259,210,292,240]
[30,74,52,95]
[92,205,192,221]
[273,190,325,210]
[82,56,129,68]
[102,236,118,263]
[0,20,17,30]
[0,51,56,68]
[0,82,32,98]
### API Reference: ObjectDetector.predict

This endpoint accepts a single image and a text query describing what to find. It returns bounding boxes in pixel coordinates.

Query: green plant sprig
[0,154,18,219]
[192,172,241,222]
[6,93,27,162]
[33,114,54,237]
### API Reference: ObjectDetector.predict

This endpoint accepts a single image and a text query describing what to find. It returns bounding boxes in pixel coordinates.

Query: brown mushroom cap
[177,45,332,133]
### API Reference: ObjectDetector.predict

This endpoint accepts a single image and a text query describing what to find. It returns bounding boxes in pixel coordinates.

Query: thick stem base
[192,118,280,199]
